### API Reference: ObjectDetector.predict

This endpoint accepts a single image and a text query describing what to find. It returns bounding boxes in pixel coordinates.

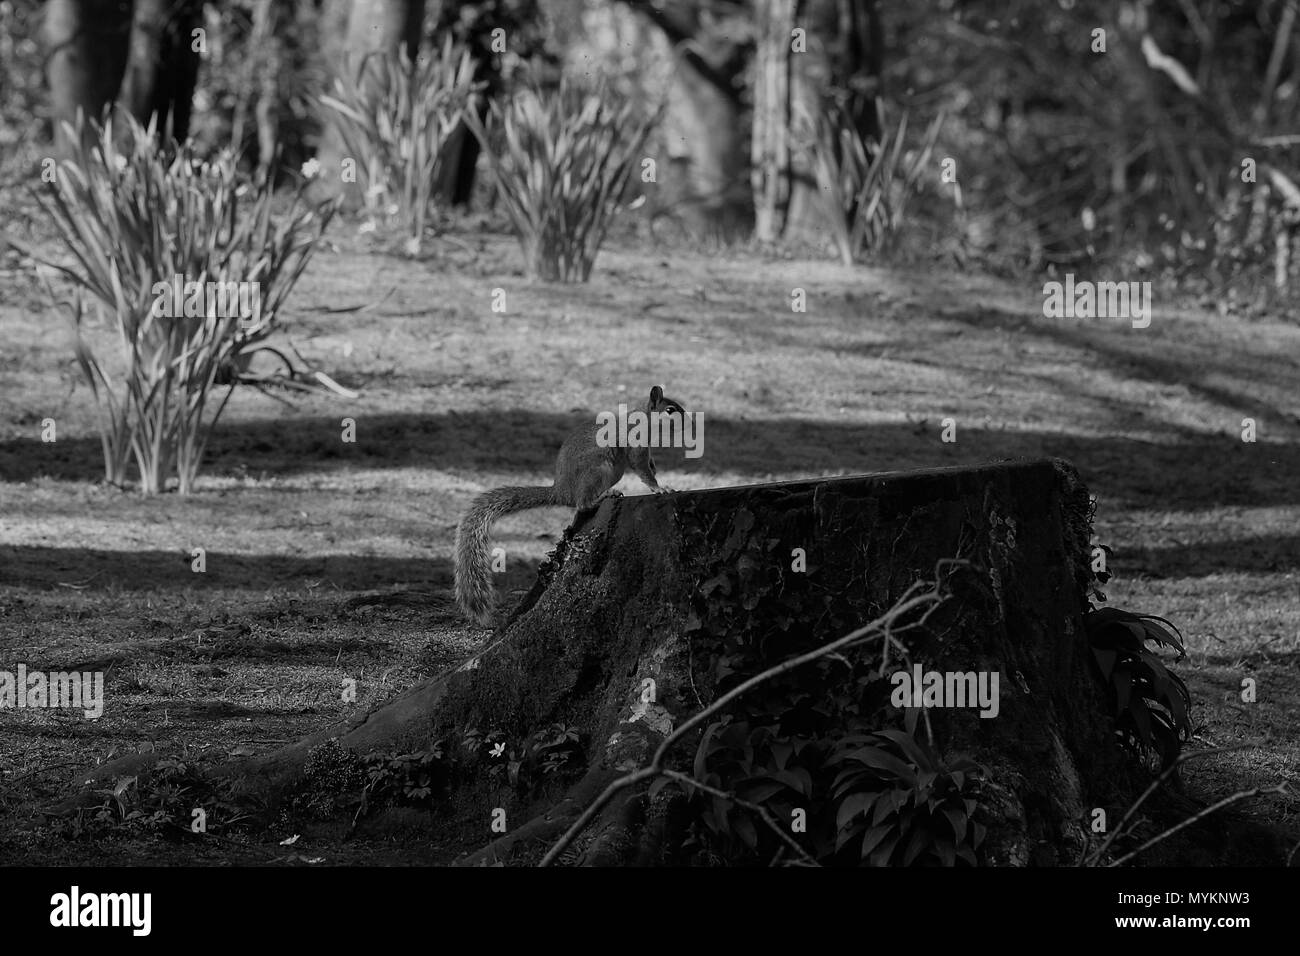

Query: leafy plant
[30,112,333,494]
[320,38,479,249]
[530,723,583,776]
[683,716,985,866]
[808,104,945,265]
[1085,607,1192,770]
[50,759,258,839]
[685,717,817,858]
[280,741,448,823]
[828,728,985,866]
[466,78,657,281]
[472,723,584,789]
[362,745,449,809]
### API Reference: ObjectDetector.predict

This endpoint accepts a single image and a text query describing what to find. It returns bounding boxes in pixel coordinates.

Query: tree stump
[218,457,1117,865]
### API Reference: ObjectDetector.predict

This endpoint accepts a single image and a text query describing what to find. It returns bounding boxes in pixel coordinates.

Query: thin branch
[1108,782,1290,867]
[1086,743,1252,866]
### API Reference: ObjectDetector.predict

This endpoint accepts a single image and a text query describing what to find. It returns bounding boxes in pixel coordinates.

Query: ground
[1,215,1297,864]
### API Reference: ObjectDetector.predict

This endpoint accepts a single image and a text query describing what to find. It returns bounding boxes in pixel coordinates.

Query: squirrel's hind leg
[572,461,622,511]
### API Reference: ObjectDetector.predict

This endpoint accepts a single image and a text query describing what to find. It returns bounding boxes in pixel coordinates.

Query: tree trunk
[116,0,202,142]
[436,22,497,209]
[625,0,752,242]
[42,0,133,152]
[312,0,427,205]
[437,105,484,207]
[251,0,287,182]
[343,0,425,78]
[751,0,794,242]
[783,0,883,240]
[661,55,752,241]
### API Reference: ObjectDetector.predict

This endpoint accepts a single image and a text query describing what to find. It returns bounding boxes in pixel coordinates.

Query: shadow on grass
[2,413,1298,510]
[0,546,550,599]
[1121,533,1300,577]
[0,546,446,591]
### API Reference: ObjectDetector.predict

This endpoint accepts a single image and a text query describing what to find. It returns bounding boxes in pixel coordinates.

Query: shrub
[35,113,334,494]
[320,38,479,250]
[1085,607,1193,770]
[809,105,945,265]
[828,728,985,866]
[466,78,656,281]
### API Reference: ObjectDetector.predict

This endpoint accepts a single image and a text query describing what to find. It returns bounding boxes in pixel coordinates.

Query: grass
[1,207,1298,864]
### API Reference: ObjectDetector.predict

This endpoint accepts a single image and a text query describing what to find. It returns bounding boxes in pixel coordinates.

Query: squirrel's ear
[650,385,663,404]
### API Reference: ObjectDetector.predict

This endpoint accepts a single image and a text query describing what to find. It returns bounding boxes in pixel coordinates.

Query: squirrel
[454,385,686,627]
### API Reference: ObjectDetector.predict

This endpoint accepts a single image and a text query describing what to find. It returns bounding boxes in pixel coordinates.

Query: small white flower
[112,154,127,171]
[300,157,321,179]
[489,742,505,758]
[404,237,421,256]
[358,220,377,234]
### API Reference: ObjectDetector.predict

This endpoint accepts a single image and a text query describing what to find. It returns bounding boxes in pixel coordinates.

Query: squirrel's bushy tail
[454,485,558,627]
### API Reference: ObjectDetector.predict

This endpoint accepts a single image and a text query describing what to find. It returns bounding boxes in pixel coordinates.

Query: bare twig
[1086,743,1252,866]
[1108,782,1290,867]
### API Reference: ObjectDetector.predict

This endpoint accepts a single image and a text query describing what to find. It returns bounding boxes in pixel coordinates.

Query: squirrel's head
[647,384,686,417]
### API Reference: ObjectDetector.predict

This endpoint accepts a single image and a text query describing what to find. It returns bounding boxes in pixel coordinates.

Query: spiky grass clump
[35,113,334,494]
[810,106,945,265]
[320,38,479,249]
[468,79,656,282]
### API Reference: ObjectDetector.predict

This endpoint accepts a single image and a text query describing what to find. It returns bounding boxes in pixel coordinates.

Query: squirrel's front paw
[654,485,674,494]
